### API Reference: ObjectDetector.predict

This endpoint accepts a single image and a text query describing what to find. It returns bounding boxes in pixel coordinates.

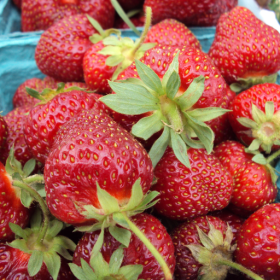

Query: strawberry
[0,161,30,241]
[144,19,201,49]
[21,0,115,32]
[143,0,237,26]
[117,0,144,12]
[72,213,175,280]
[228,83,280,154]
[213,140,253,175]
[152,147,233,220]
[24,89,104,164]
[209,7,280,91]
[114,14,145,29]
[0,107,34,167]
[235,203,280,280]
[35,14,113,82]
[172,215,263,280]
[101,45,230,168]
[0,116,7,150]
[44,108,153,226]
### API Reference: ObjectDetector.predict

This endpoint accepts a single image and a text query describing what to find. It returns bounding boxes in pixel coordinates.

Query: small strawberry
[0,107,34,166]
[24,88,104,164]
[172,215,262,280]
[0,116,7,150]
[209,7,280,91]
[143,0,237,26]
[101,45,230,168]
[144,19,201,49]
[235,203,280,280]
[71,213,175,280]
[228,83,280,154]
[152,147,233,220]
[21,0,115,32]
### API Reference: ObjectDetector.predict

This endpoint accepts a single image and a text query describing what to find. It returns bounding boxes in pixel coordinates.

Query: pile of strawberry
[2,0,280,279]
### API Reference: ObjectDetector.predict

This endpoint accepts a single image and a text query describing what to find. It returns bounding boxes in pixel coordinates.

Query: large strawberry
[24,88,105,164]
[143,0,237,26]
[35,14,119,82]
[209,7,280,91]
[235,203,280,280]
[101,45,230,168]
[21,0,115,32]
[152,147,233,220]
[228,83,280,154]
[0,116,7,150]
[71,213,175,280]
[172,215,262,280]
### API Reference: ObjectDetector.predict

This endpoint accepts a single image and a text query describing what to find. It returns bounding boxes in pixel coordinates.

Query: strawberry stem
[23,174,44,185]
[130,6,152,57]
[267,148,280,164]
[216,258,263,280]
[12,180,50,245]
[121,213,173,280]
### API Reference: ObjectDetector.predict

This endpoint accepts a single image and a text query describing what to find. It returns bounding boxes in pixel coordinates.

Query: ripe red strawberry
[211,209,244,243]
[44,108,153,226]
[172,215,227,280]
[213,140,253,175]
[73,213,175,280]
[24,90,104,164]
[0,162,30,242]
[35,14,98,82]
[0,116,7,150]
[209,7,280,88]
[0,107,34,166]
[21,0,115,32]
[117,0,144,11]
[0,244,74,279]
[144,19,201,49]
[235,203,280,280]
[228,83,280,154]
[152,147,233,220]
[143,0,237,26]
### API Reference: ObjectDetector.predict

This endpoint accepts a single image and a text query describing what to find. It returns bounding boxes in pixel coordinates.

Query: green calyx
[97,6,156,81]
[69,246,143,280]
[8,210,76,280]
[230,73,278,93]
[187,220,263,280]
[6,147,45,207]
[238,101,280,154]
[100,52,230,168]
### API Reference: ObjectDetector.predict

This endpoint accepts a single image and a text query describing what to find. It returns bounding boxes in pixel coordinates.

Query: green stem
[122,213,173,280]
[12,180,50,245]
[267,148,280,164]
[23,174,44,185]
[130,7,152,56]
[217,258,263,280]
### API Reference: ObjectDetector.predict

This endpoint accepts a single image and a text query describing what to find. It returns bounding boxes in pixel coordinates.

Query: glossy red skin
[152,147,233,220]
[44,109,153,225]
[21,0,115,32]
[35,14,96,82]
[0,244,75,279]
[0,117,7,150]
[73,213,175,279]
[211,209,244,243]
[0,162,29,242]
[143,0,237,26]
[144,19,201,49]
[117,0,144,11]
[110,45,229,140]
[213,140,253,175]
[229,160,277,217]
[114,14,145,29]
[0,107,34,167]
[83,41,117,94]
[172,215,227,280]
[209,7,280,84]
[24,91,101,164]
[235,204,280,280]
[228,83,280,151]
